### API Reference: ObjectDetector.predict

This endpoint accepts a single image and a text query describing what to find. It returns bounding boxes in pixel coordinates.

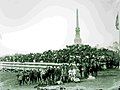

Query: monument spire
[74,9,82,45]
[76,9,79,28]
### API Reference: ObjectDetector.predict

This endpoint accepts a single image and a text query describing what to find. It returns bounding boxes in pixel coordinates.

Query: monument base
[74,38,82,45]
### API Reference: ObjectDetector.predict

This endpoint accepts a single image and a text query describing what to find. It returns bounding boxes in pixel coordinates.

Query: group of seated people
[0,44,119,65]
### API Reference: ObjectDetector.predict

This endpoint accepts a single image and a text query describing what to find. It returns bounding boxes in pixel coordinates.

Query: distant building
[74,9,82,45]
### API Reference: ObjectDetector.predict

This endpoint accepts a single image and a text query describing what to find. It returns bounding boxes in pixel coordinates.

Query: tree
[108,41,120,53]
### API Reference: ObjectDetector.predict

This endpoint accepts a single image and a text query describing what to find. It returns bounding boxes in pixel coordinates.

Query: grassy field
[1,69,120,90]
[0,71,36,90]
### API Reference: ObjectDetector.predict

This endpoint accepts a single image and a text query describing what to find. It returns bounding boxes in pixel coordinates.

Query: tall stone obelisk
[74,9,82,45]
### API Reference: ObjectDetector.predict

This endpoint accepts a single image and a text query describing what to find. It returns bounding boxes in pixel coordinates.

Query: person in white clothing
[68,68,74,81]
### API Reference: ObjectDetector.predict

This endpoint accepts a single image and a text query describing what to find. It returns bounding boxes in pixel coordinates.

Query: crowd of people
[0,44,119,65]
[16,66,62,86]
[16,62,99,86]
[0,44,120,87]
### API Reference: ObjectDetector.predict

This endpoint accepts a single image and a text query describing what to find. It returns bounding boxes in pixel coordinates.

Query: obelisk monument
[74,9,82,44]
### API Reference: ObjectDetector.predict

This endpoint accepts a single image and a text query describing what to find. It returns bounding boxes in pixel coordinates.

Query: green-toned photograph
[0,0,120,90]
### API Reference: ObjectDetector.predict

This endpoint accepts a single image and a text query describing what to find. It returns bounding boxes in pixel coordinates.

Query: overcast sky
[0,0,119,56]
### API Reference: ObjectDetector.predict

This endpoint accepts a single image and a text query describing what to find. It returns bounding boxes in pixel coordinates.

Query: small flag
[115,13,119,30]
